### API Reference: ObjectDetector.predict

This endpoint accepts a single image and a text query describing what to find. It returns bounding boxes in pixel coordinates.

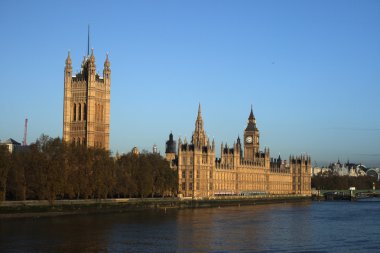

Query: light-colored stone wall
[63,51,110,150]
[176,105,311,198]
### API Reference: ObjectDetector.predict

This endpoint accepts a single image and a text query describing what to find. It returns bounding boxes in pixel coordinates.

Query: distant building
[311,166,331,176]
[153,144,158,154]
[166,104,311,198]
[0,138,21,153]
[328,160,367,177]
[132,147,139,156]
[63,32,111,149]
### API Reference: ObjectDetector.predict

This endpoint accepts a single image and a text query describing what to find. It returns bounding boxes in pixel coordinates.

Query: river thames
[1,201,380,252]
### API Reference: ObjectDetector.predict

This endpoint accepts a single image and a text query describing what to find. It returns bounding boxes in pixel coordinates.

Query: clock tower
[244,106,260,161]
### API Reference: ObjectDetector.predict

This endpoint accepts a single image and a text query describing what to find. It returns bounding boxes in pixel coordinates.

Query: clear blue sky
[0,0,379,167]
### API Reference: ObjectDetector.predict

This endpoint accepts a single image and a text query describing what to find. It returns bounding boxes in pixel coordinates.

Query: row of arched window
[72,137,86,145]
[72,102,104,122]
[71,138,103,147]
[73,103,87,121]
[94,141,103,148]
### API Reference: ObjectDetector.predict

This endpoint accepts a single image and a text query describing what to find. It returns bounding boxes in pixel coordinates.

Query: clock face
[246,136,253,143]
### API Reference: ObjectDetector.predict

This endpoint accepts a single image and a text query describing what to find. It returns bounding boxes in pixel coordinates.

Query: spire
[169,131,173,140]
[104,53,110,68]
[87,25,90,57]
[245,105,258,132]
[197,103,202,119]
[65,51,72,66]
[248,105,255,121]
[195,103,204,132]
[192,103,207,147]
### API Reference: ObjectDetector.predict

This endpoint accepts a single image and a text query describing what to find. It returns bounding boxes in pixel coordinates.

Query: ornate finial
[169,131,173,140]
[104,52,110,68]
[65,50,72,65]
[81,55,86,67]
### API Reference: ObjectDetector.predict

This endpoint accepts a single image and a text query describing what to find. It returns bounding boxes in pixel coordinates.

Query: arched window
[101,104,103,122]
[73,137,76,144]
[95,104,98,122]
[78,103,81,121]
[84,103,87,121]
[73,103,76,121]
[96,104,100,121]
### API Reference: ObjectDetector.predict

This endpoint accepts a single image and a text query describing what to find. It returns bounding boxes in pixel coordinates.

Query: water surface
[1,201,380,252]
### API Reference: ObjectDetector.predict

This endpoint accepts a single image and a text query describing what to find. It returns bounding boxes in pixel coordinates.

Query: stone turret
[192,103,208,149]
[165,132,177,164]
[63,28,110,149]
[244,106,260,161]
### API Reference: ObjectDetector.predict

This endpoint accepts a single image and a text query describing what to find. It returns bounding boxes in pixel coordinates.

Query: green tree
[43,138,67,203]
[116,154,137,197]
[0,145,10,201]
[91,148,115,198]
[7,150,27,200]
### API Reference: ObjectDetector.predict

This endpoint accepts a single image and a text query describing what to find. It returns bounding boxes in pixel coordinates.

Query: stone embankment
[0,195,311,219]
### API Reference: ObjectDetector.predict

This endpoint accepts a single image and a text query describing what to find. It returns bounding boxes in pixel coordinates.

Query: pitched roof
[1,138,21,145]
[245,122,257,131]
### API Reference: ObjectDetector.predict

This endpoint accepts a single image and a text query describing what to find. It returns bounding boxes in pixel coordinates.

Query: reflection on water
[1,201,380,252]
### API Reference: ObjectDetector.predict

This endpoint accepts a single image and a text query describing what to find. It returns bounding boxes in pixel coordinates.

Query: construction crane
[22,118,28,146]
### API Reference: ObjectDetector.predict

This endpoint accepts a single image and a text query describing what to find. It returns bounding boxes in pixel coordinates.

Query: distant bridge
[316,189,380,201]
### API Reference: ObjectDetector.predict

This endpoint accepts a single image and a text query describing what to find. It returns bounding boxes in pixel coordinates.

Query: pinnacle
[249,106,255,120]
[65,51,72,65]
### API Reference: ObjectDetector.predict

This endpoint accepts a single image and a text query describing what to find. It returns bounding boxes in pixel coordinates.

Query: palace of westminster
[63,39,311,198]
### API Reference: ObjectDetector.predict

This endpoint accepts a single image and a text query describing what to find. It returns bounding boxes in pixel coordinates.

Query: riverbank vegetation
[0,135,177,203]
[312,172,379,190]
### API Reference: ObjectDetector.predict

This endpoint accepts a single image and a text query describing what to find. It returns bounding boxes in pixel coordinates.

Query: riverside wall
[0,195,311,219]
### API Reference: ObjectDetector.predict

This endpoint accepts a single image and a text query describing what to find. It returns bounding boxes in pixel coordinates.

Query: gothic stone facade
[166,105,311,198]
[63,50,110,149]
